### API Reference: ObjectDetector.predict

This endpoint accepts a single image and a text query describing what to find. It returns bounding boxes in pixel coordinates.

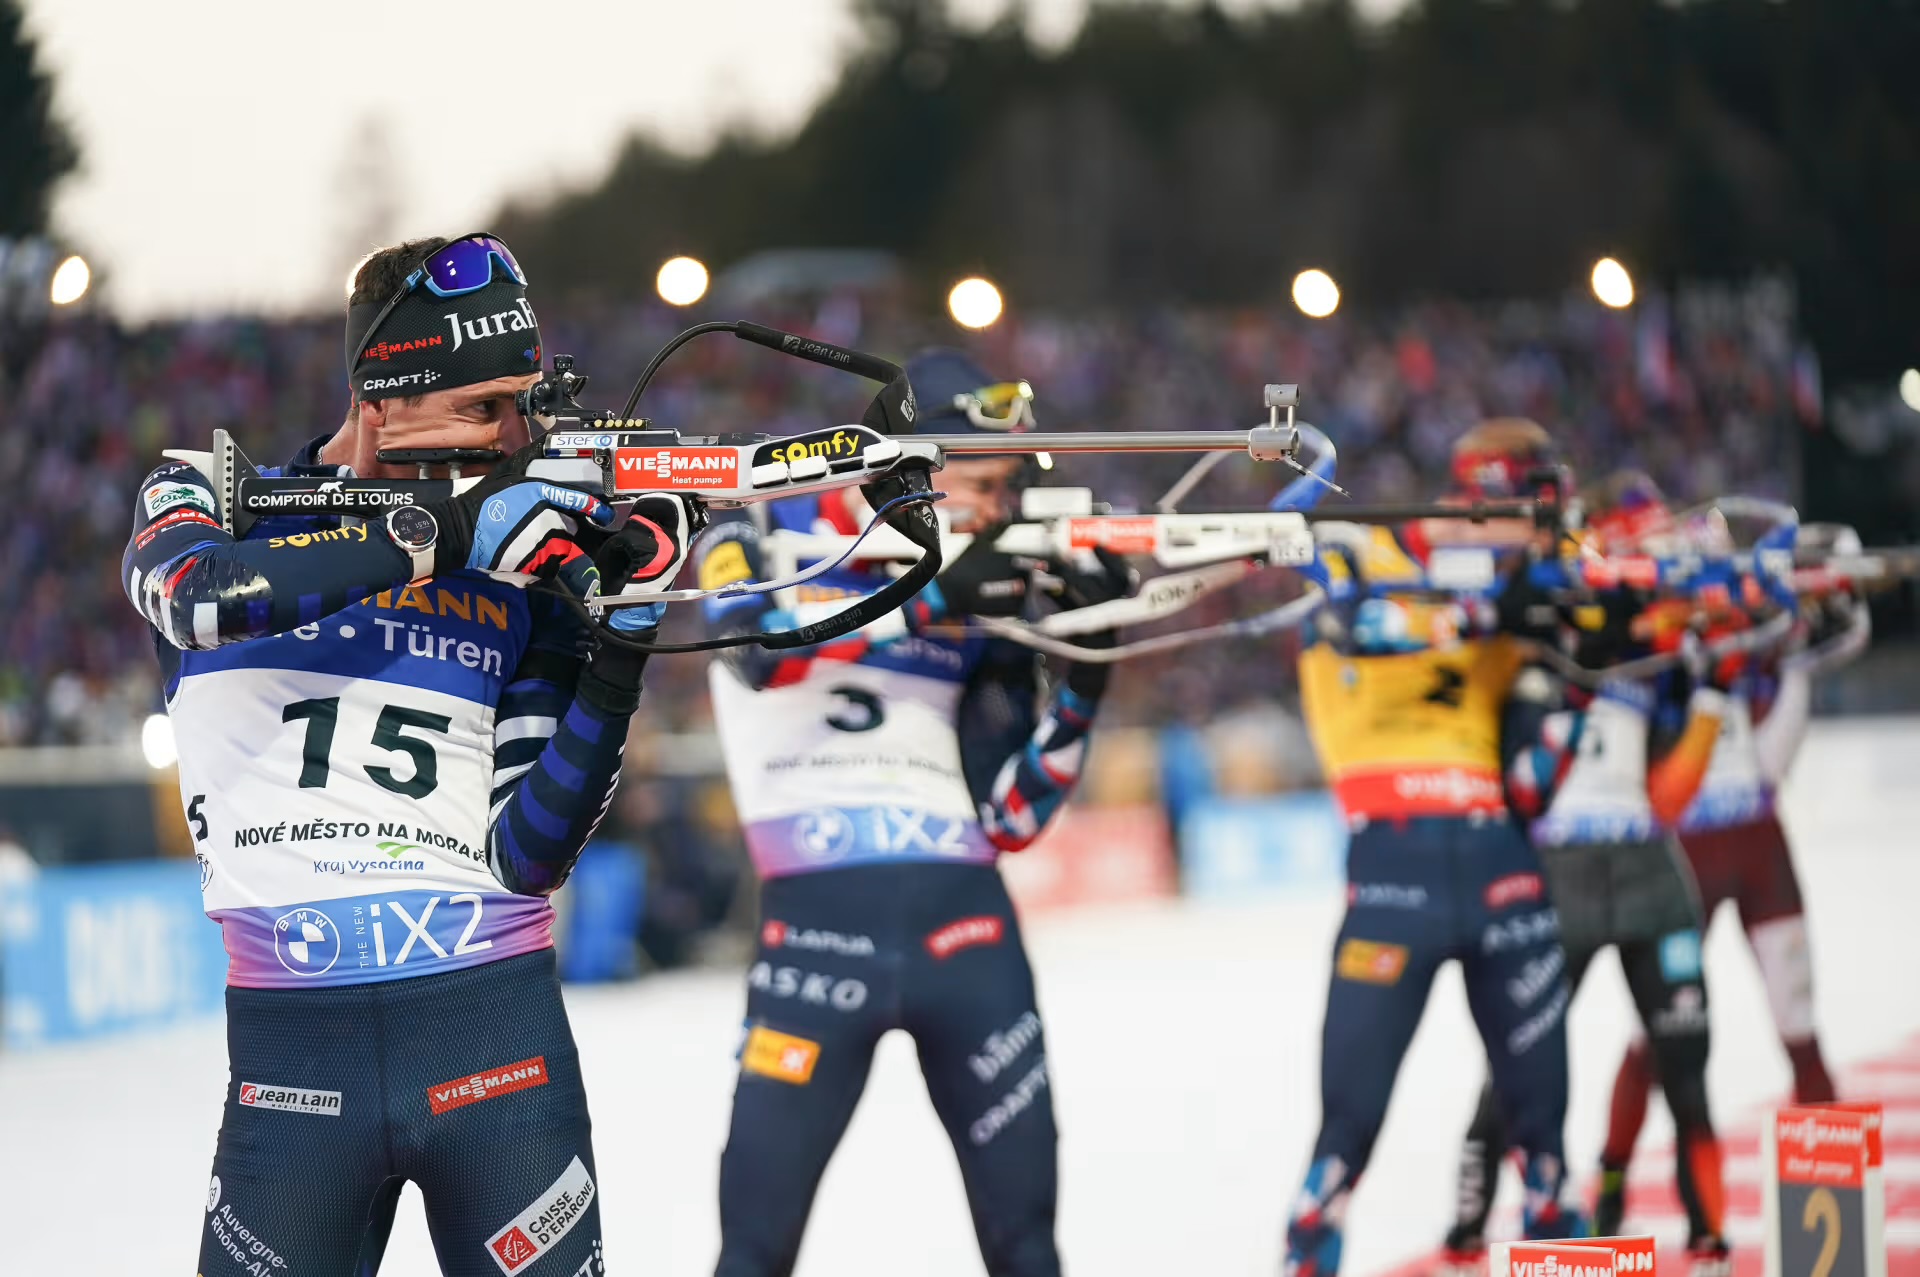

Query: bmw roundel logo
[273,907,341,977]
[792,808,855,863]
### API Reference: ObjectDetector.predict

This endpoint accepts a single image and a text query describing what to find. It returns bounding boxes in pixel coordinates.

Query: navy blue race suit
[698,497,1108,1277]
[1284,526,1577,1277]
[125,440,641,1276]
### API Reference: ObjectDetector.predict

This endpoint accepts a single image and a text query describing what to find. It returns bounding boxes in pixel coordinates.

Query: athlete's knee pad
[1748,913,1818,1041]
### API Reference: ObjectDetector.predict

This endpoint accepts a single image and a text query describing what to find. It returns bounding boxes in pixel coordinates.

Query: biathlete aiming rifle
[162,323,1311,654]
[757,386,1549,662]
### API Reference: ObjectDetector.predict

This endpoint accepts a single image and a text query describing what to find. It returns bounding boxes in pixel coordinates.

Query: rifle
[758,405,1560,660]
[161,323,1308,654]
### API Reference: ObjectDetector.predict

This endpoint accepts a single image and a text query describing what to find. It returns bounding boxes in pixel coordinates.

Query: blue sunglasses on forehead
[349,232,528,372]
[412,234,526,297]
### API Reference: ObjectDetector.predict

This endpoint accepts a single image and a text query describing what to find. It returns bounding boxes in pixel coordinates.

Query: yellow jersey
[1299,527,1526,820]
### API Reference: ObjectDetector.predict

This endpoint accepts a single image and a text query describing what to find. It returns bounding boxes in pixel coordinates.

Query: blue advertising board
[553,842,647,984]
[0,844,649,1050]
[1,861,229,1050]
[1177,790,1349,899]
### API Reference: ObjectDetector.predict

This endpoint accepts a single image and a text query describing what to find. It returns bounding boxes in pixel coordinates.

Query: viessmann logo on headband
[364,335,445,362]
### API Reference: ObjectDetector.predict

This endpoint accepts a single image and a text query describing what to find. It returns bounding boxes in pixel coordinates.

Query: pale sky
[22,0,1402,319]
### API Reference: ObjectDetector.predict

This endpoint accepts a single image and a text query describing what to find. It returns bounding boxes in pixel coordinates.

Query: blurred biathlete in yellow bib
[1284,420,1582,1277]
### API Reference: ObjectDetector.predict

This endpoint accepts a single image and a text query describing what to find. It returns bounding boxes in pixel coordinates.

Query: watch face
[388,505,437,549]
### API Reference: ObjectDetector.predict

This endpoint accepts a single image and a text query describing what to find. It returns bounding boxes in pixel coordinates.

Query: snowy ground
[4,720,1918,1275]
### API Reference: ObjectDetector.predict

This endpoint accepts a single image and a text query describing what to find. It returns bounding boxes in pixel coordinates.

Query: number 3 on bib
[824,686,885,733]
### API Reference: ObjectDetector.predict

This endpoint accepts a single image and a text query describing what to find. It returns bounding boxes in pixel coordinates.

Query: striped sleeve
[961,642,1104,853]
[976,686,1101,852]
[124,461,411,649]
[485,593,634,896]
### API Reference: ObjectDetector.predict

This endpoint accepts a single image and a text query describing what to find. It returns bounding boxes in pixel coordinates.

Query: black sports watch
[385,505,439,582]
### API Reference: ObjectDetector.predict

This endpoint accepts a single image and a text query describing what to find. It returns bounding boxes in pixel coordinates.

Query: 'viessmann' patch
[1067,516,1158,554]
[612,447,740,491]
[427,1056,549,1115]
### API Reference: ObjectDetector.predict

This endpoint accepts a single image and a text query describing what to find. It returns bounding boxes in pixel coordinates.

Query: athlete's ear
[357,395,389,438]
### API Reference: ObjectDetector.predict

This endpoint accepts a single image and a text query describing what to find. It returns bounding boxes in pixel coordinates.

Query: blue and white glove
[470,482,615,599]
[409,442,617,590]
[596,495,702,633]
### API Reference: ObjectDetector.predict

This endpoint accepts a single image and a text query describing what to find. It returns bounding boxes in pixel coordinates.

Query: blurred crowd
[0,280,1812,750]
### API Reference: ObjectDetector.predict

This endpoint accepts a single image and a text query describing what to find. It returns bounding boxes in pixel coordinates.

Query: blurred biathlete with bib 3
[698,349,1135,1277]
[124,234,687,1275]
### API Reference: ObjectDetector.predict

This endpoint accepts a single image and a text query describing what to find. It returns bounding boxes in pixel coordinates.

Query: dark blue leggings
[200,949,604,1277]
[1312,817,1571,1179]
[715,862,1059,1277]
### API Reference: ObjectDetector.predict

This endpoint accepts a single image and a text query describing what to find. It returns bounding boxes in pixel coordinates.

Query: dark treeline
[0,0,77,237]
[500,0,1920,386]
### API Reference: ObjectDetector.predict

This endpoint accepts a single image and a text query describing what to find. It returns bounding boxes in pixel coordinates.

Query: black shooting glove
[1494,551,1566,644]
[1039,546,1137,699]
[573,495,706,711]
[1568,587,1644,672]
[930,529,1035,620]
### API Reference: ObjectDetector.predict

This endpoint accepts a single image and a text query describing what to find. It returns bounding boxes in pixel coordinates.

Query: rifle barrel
[925,428,1292,457]
[1302,500,1541,525]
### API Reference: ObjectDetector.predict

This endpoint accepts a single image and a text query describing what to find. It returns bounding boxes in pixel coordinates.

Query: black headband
[345,273,543,402]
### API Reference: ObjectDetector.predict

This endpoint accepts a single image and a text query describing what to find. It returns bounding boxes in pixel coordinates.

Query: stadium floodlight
[49,255,90,306]
[1591,257,1635,309]
[141,713,177,769]
[656,256,710,307]
[948,276,1004,330]
[1900,369,1920,414]
[1291,269,1340,319]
